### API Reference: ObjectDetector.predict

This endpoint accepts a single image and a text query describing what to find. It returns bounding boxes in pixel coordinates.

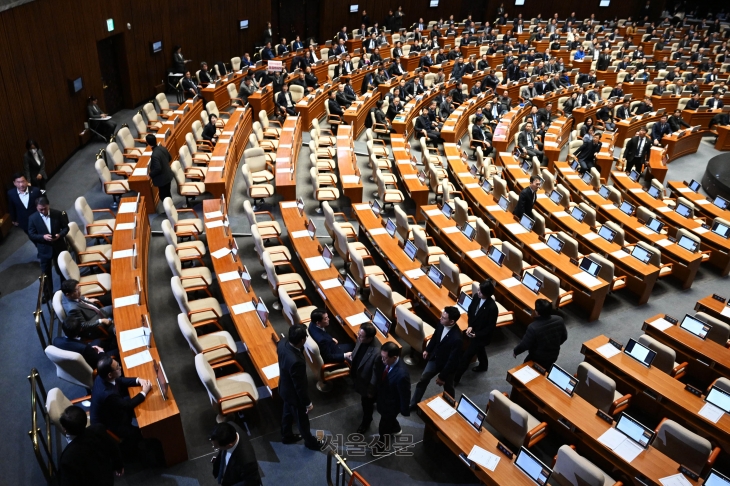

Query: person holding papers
[308,309,353,363]
[53,310,118,369]
[513,299,567,369]
[61,279,114,338]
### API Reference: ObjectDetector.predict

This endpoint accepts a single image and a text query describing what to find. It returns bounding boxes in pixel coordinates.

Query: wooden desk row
[335,125,364,204]
[390,136,431,221]
[492,104,532,153]
[343,90,381,139]
[295,84,338,130]
[274,116,304,201]
[695,294,730,326]
[667,181,730,224]
[441,92,495,144]
[203,106,253,203]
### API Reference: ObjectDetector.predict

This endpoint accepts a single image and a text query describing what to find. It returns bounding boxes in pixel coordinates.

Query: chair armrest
[78,250,110,263]
[273,261,297,273]
[189,307,221,319]
[92,208,117,219]
[557,290,574,306]
[254,210,276,221]
[109,170,130,178]
[179,182,203,194]
[202,343,237,357]
[177,207,200,218]
[524,421,549,448]
[77,280,109,293]
[277,278,306,293]
[192,320,224,331]
[291,294,313,306]
[180,274,211,286]
[176,244,204,256]
[708,446,721,467]
[86,222,115,234]
[609,393,632,415]
[671,361,688,379]
[333,212,350,222]
[406,215,417,225]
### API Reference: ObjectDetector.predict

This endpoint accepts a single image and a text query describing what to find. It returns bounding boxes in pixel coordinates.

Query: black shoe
[305,439,324,451]
[472,366,489,373]
[409,404,418,412]
[282,434,302,444]
[356,421,371,434]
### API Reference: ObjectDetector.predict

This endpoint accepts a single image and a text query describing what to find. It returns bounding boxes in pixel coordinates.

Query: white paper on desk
[693,227,709,234]
[405,268,425,279]
[467,249,485,258]
[610,249,630,259]
[132,168,148,177]
[120,335,150,352]
[562,167,575,173]
[283,127,295,132]
[602,203,617,210]
[613,172,627,177]
[208,166,224,172]
[613,439,643,463]
[584,190,598,196]
[699,402,724,423]
[306,256,329,272]
[596,343,621,359]
[637,226,654,235]
[630,188,643,194]
[397,159,412,165]
[281,201,298,208]
[425,209,442,217]
[677,187,691,193]
[567,174,581,180]
[262,363,280,380]
[721,306,730,318]
[123,350,153,369]
[342,175,361,184]
[655,238,672,247]
[205,210,223,219]
[466,183,480,189]
[504,223,528,234]
[115,222,135,231]
[553,211,569,218]
[458,172,473,178]
[403,174,418,179]
[218,271,241,282]
[486,205,504,213]
[512,366,540,384]
[530,242,549,251]
[114,294,140,308]
[659,473,694,486]
[598,427,626,450]
[211,156,225,161]
[370,227,387,236]
[536,193,548,200]
[354,203,371,210]
[112,249,135,259]
[217,138,230,144]
[320,278,342,290]
[443,226,460,234]
[119,327,151,342]
[222,130,234,136]
[232,302,256,315]
[572,272,602,288]
[468,445,500,471]
[291,230,311,238]
[501,277,521,288]
[212,247,231,259]
[696,199,710,205]
[206,220,224,229]
[656,206,671,213]
[649,318,674,331]
[427,396,458,420]
[276,168,292,173]
[346,313,370,326]
[118,202,137,214]
[506,164,520,170]
[583,232,600,241]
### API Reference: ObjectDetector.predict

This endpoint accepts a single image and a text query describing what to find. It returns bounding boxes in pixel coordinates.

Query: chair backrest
[74,196,94,230]
[375,169,389,200]
[475,217,493,249]
[589,167,601,190]
[439,255,463,296]
[677,196,696,218]
[240,164,255,194]
[171,275,192,314]
[533,266,561,307]
[394,205,411,242]
[654,419,712,474]
[637,334,676,374]
[46,388,76,432]
[695,312,730,346]
[321,201,337,240]
[540,169,555,194]
[65,222,87,254]
[493,177,508,202]
[177,313,204,353]
[486,390,530,448]
[636,241,662,267]
[453,198,471,227]
[132,113,146,136]
[143,102,158,123]
[588,252,615,284]
[279,287,305,326]
[201,110,210,126]
[106,143,124,167]
[412,226,432,266]
[227,83,238,101]
[556,184,571,209]
[178,145,194,170]
[206,101,221,118]
[165,245,183,277]
[94,159,113,186]
[310,167,323,195]
[192,120,205,141]
[507,191,519,213]
[553,444,609,486]
[258,110,273,131]
[575,362,618,413]
[45,345,94,389]
[636,206,657,223]
[231,56,241,71]
[163,197,180,225]
[303,335,326,377]
[348,243,368,287]
[369,277,396,319]
[161,220,177,248]
[170,160,186,186]
[557,231,580,259]
[532,212,545,236]
[244,147,267,173]
[156,92,170,112]
[332,223,351,262]
[58,251,79,281]
[52,290,66,322]
[604,221,625,246]
[578,202,597,227]
[242,200,257,227]
[262,252,281,292]
[606,185,622,205]
[194,353,224,413]
[395,305,429,353]
[250,225,267,265]
[502,241,524,275]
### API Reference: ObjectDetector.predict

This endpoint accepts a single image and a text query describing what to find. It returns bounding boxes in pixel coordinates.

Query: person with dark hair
[454,280,499,384]
[327,90,344,135]
[512,299,567,369]
[308,309,353,363]
[350,322,380,433]
[517,122,546,166]
[87,96,117,140]
[513,176,541,219]
[373,100,394,133]
[61,279,114,337]
[7,172,42,233]
[146,134,174,205]
[570,132,603,174]
[371,341,410,451]
[409,307,463,409]
[181,71,199,98]
[209,422,262,486]
[622,126,650,175]
[199,62,215,84]
[23,139,48,190]
[90,356,152,445]
[53,309,117,368]
[173,46,189,73]
[202,114,219,144]
[58,405,124,486]
[278,324,323,450]
[27,195,69,298]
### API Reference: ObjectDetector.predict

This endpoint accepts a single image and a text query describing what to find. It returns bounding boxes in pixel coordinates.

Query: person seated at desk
[343,79,357,102]
[632,96,653,115]
[240,53,253,67]
[434,48,448,64]
[708,92,725,110]
[513,299,567,370]
[292,36,304,52]
[198,62,216,85]
[387,96,404,121]
[416,107,442,146]
[238,76,256,104]
[405,77,425,99]
[303,66,319,91]
[308,309,353,364]
[368,47,383,65]
[573,46,586,61]
[685,93,702,110]
[525,106,546,137]
[87,96,117,140]
[388,58,405,77]
[668,109,691,132]
[53,309,118,369]
[471,115,493,156]
[520,82,538,102]
[438,94,454,122]
[615,99,631,120]
[373,67,389,86]
[597,101,616,131]
[373,100,395,133]
[580,117,596,139]
[333,39,347,57]
[363,32,378,53]
[327,91,345,134]
[61,279,114,339]
[470,81,483,98]
[578,69,597,86]
[562,92,579,116]
[713,81,728,96]
[652,80,668,96]
[419,52,434,69]
[570,132,603,174]
[277,38,289,57]
[181,71,199,99]
[335,83,352,109]
[289,53,309,72]
[201,114,218,145]
[261,42,275,61]
[651,114,672,144]
[276,84,297,116]
[391,41,404,59]
[306,45,320,65]
[450,82,465,106]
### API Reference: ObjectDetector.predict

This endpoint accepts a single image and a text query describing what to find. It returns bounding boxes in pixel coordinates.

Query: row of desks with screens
[274,116,304,201]
[696,294,730,326]
[203,106,253,203]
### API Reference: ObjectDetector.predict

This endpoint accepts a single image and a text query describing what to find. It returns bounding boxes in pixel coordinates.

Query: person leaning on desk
[513,298,567,370]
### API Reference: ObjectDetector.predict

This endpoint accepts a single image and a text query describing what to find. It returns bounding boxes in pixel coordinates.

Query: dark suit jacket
[211,423,262,486]
[328,99,344,117]
[389,63,405,77]
[148,145,174,187]
[708,99,725,110]
[372,358,410,417]
[335,91,351,108]
[386,102,403,120]
[90,376,146,438]
[199,69,214,84]
[7,186,42,232]
[182,77,199,96]
[651,121,672,141]
[59,424,123,486]
[517,131,539,152]
[573,140,602,164]
[24,149,47,182]
[276,91,295,109]
[308,323,345,363]
[513,186,537,219]
[53,336,105,369]
[513,315,567,367]
[471,124,491,146]
[424,324,463,379]
[351,340,380,396]
[277,45,289,56]
[277,339,311,407]
[28,209,69,261]
[261,48,275,60]
[624,135,650,162]
[467,296,499,345]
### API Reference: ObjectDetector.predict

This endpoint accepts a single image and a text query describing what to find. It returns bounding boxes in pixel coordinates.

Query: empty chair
[262,252,307,307]
[279,287,317,327]
[58,251,110,298]
[243,147,275,183]
[161,219,206,266]
[155,92,178,118]
[394,205,414,243]
[252,122,279,151]
[116,127,145,160]
[131,113,151,142]
[492,176,508,202]
[163,198,205,238]
[507,191,519,213]
[303,336,351,392]
[375,169,404,212]
[412,226,445,265]
[603,221,625,246]
[531,212,546,236]
[606,185,622,205]
[439,255,473,297]
[708,377,730,394]
[694,312,730,346]
[369,277,411,320]
[322,201,356,240]
[171,160,205,207]
[578,202,597,227]
[587,253,627,291]
[252,224,291,279]
[243,200,280,243]
[652,419,720,476]
[105,143,136,176]
[366,129,390,158]
[309,150,336,172]
[552,444,619,486]
[502,241,530,275]
[440,178,462,204]
[185,132,211,164]
[637,334,687,378]
[75,196,116,243]
[475,217,502,249]
[165,245,212,295]
[348,242,387,289]
[556,231,580,259]
[395,305,435,365]
[65,222,111,273]
[453,198,477,227]
[575,362,631,416]
[178,313,236,364]
[310,167,340,213]
[368,154,396,190]
[485,390,548,450]
[44,345,94,389]
[310,131,336,158]
[541,169,555,194]
[259,109,282,137]
[195,353,258,422]
[555,184,573,210]
[178,146,207,180]
[676,228,711,262]
[312,118,336,145]
[636,207,665,232]
[333,223,369,268]
[588,167,602,190]
[142,103,164,131]
[634,241,672,277]
[171,275,224,326]
[241,164,274,211]
[94,159,130,208]
[530,266,573,308]
[289,84,304,102]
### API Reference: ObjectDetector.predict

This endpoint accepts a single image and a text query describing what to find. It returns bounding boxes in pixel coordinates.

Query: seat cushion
[188,297,223,323]
[199,331,237,362]
[257,221,281,238]
[218,373,259,412]
[180,267,212,287]
[177,218,204,233]
[279,273,307,294]
[180,182,205,195]
[79,244,112,264]
[250,184,274,197]
[558,289,573,305]
[383,190,403,202]
[177,241,207,260]
[78,273,112,295]
[659,265,672,276]
[251,170,274,183]
[265,245,291,263]
[88,218,116,236]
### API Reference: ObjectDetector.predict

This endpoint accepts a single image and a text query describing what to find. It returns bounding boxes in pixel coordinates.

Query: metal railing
[326,450,370,486]
[33,274,56,350]
[28,369,56,483]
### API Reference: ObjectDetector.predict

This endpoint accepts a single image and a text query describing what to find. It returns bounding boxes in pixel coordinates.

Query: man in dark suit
[471,115,493,156]
[506,58,521,82]
[146,134,174,204]
[651,114,672,144]
[337,26,349,41]
[238,76,257,104]
[652,80,668,96]
[708,92,725,110]
[90,356,152,443]
[276,84,297,115]
[327,91,344,135]
[570,133,603,174]
[623,126,650,175]
[616,99,631,120]
[513,299,567,369]
[209,422,262,486]
[517,123,546,166]
[278,324,323,450]
[7,172,42,234]
[416,107,441,146]
[350,323,380,433]
[388,58,405,77]
[363,33,378,53]
[386,97,404,121]
[409,307,463,409]
[61,279,114,337]
[334,84,352,109]
[276,38,289,56]
[371,342,410,449]
[28,195,69,298]
[513,176,541,219]
[609,82,624,99]
[261,42,275,61]
[333,39,347,56]
[308,309,353,364]
[596,48,611,71]
[181,71,199,98]
[454,281,499,384]
[53,309,117,369]
[58,405,123,486]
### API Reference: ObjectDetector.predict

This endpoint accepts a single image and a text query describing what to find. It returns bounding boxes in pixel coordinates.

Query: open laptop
[519,214,535,232]
[255,297,269,327]
[521,159,532,174]
[321,245,334,267]
[546,234,564,254]
[307,219,316,239]
[456,394,486,432]
[498,195,509,211]
[630,245,652,264]
[343,274,359,300]
[514,447,552,485]
[598,185,610,199]
[623,338,657,367]
[615,413,655,448]
[442,202,454,219]
[581,171,593,185]
[371,199,382,215]
[675,202,692,218]
[426,265,445,287]
[706,386,730,413]
[569,159,580,171]
[646,217,664,233]
[240,265,252,292]
[404,240,418,261]
[547,364,578,396]
[619,200,635,216]
[680,314,710,340]
[712,221,730,239]
[481,179,492,193]
[385,218,397,237]
[549,190,562,205]
[677,235,699,252]
[628,169,641,182]
[570,206,586,223]
[579,257,602,277]
[153,360,169,401]
[598,224,616,243]
[370,308,392,338]
[487,246,505,266]
[687,179,701,192]
[522,272,543,294]
[647,185,662,199]
[704,470,730,486]
[713,196,728,210]
[461,222,476,241]
[457,291,473,314]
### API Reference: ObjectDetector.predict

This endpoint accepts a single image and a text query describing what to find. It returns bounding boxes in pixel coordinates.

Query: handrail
[28,368,56,482]
[33,274,56,350]
[326,450,370,486]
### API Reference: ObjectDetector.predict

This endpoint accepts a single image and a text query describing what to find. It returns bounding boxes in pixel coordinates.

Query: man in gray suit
[61,279,115,338]
[350,323,381,434]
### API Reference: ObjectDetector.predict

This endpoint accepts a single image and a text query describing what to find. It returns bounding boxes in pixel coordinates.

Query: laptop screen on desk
[520,214,535,232]
[371,199,382,215]
[371,308,391,337]
[322,245,334,267]
[442,202,454,219]
[256,297,269,326]
[570,206,586,222]
[581,171,593,185]
[713,196,728,210]
[688,179,701,192]
[498,195,509,211]
[631,245,651,264]
[522,272,543,294]
[456,394,486,432]
[546,234,564,254]
[680,314,710,340]
[570,160,580,171]
[427,265,445,287]
[457,291,472,313]
[598,225,616,242]
[675,202,691,218]
[307,220,316,239]
[598,185,610,199]
[705,470,730,486]
[404,240,418,261]
[619,201,634,216]
[676,235,698,252]
[462,223,476,240]
[514,447,552,485]
[647,185,661,199]
[624,338,657,367]
[521,160,531,173]
[488,246,505,266]
[385,218,397,237]
[482,179,492,193]
[706,386,730,413]
[712,221,730,239]
[344,274,359,300]
[629,169,640,182]
[616,413,654,448]
[646,217,663,233]
[550,190,562,205]
[579,257,602,277]
[547,364,578,396]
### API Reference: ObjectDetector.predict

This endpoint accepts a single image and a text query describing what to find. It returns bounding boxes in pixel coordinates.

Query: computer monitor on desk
[487,246,505,266]
[498,195,509,211]
[615,413,655,448]
[598,185,610,199]
[549,190,562,205]
[307,219,316,239]
[514,447,552,485]
[426,265,445,288]
[546,234,564,254]
[522,272,543,294]
[456,394,486,432]
[457,291,472,313]
[255,297,269,328]
[623,338,657,367]
[481,179,492,194]
[713,196,728,211]
[342,274,359,300]
[547,364,578,396]
[675,202,692,218]
[441,202,454,219]
[570,206,586,223]
[628,169,641,182]
[647,185,662,199]
[321,245,334,267]
[240,265,252,292]
[519,214,535,232]
[712,221,730,239]
[598,225,616,242]
[461,222,476,241]
[619,200,635,216]
[646,217,664,233]
[704,470,730,486]
[679,314,710,340]
[688,179,701,192]
[153,360,169,401]
[404,240,418,261]
[706,386,730,413]
[579,257,602,277]
[677,235,698,252]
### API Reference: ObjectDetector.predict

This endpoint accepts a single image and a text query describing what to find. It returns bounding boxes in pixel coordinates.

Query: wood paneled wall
[0,0,271,218]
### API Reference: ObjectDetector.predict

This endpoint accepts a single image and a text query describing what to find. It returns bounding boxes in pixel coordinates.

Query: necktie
[637,137,644,156]
[382,365,390,380]
[217,452,225,484]
[527,134,533,147]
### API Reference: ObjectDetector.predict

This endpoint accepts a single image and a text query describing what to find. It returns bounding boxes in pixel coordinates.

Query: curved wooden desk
[343,90,381,139]
[441,92,494,144]
[695,294,730,325]
[667,181,730,222]
[201,73,245,108]
[390,137,430,221]
[491,104,532,154]
[274,116,303,201]
[204,106,252,203]
[295,84,338,130]
[335,125,364,204]
[391,85,443,136]
[614,111,663,147]
[661,130,704,163]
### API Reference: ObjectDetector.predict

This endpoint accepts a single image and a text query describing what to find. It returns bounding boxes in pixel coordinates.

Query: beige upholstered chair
[185,132,212,164]
[676,228,711,262]
[162,219,206,266]
[529,266,572,308]
[333,223,369,269]
[94,159,130,208]
[635,241,673,277]
[303,336,351,392]
[412,226,445,265]
[694,312,730,346]
[242,164,274,211]
[142,102,164,131]
[65,222,111,273]
[637,334,687,378]
[322,201,356,240]
[279,287,317,327]
[653,419,720,476]
[502,241,530,275]
[195,353,258,422]
[439,255,473,297]
[105,143,135,176]
[348,242,387,289]
[46,387,89,432]
[311,167,340,213]
[258,109,282,137]
[164,197,204,238]
[575,362,631,416]
[165,245,212,295]
[171,276,224,326]
[475,217,501,250]
[45,346,94,389]
[178,313,236,364]
[243,200,280,242]
[394,205,414,243]
[75,196,116,243]
[395,305,435,365]
[243,148,275,183]
[552,445,619,486]
[369,277,411,320]
[486,390,548,450]
[375,169,403,212]
[155,92,178,118]
[171,160,206,207]
[587,253,627,292]
[58,251,110,298]
[262,252,307,306]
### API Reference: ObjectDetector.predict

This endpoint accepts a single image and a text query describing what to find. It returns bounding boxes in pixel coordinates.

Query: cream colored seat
[178,313,236,364]
[556,231,581,260]
[575,362,631,416]
[178,146,207,180]
[290,84,305,102]
[475,217,502,250]
[588,253,627,291]
[439,255,473,297]
[105,143,136,176]
[309,150,337,172]
[142,102,164,131]
[131,113,150,143]
[395,305,435,365]
[348,242,387,289]
[165,245,212,295]
[412,226,445,265]
[44,346,94,389]
[637,334,687,378]
[394,205,414,243]
[652,419,720,476]
[553,445,618,486]
[243,200,281,241]
[206,101,230,123]
[243,148,275,183]
[369,277,411,320]
[192,120,216,150]
[279,287,317,327]
[164,197,204,236]
[259,109,282,137]
[52,290,67,322]
[303,336,351,392]
[58,251,111,298]
[262,252,307,302]
[231,57,241,71]
[161,219,206,265]
[578,202,597,227]
[242,164,274,210]
[322,201,356,240]
[312,118,336,145]
[195,353,258,422]
[502,240,530,275]
[226,83,243,107]
[252,224,291,280]
[528,266,573,308]
[311,167,340,213]
[694,312,730,346]
[635,241,672,277]
[376,169,404,212]
[75,196,116,243]
[492,176,508,202]
[185,132,212,164]
[333,223,369,269]
[155,92,178,118]
[171,275,224,326]
[65,222,111,273]
[46,388,89,432]
[310,130,337,158]
[252,121,279,151]
[603,221,625,246]
[486,390,548,450]
[366,129,390,158]
[171,160,206,207]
